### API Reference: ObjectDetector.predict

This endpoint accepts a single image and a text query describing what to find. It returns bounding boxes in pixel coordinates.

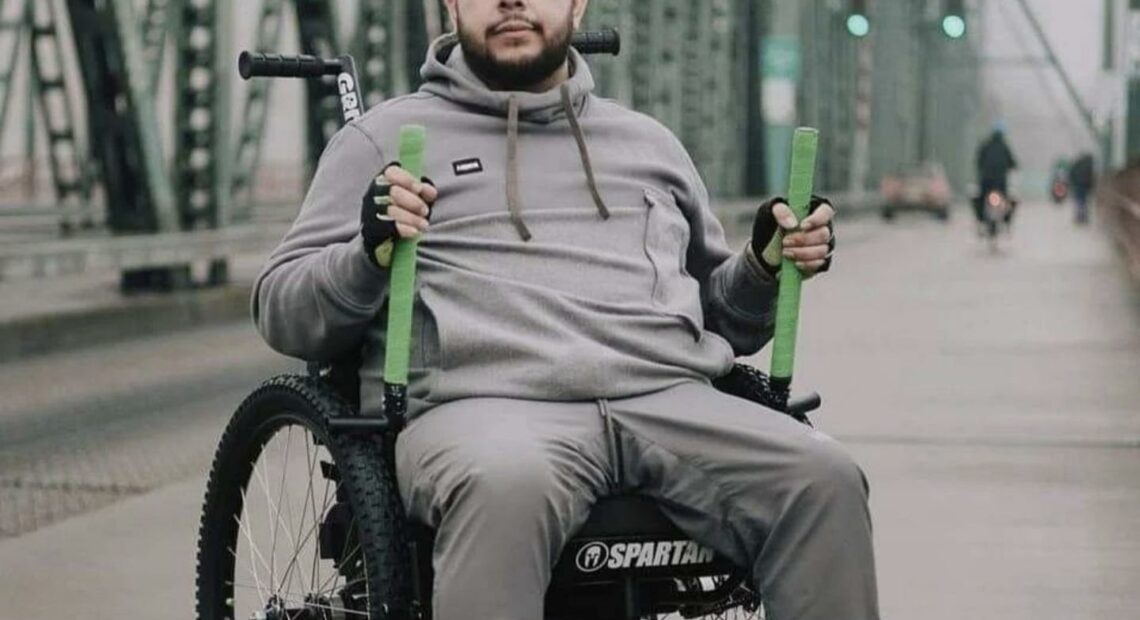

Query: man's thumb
[752,200,785,272]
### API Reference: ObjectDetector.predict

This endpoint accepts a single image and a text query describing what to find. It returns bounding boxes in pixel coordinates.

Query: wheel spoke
[274,426,314,597]
[252,450,281,592]
[227,544,268,607]
[278,434,336,599]
[232,497,273,605]
[235,487,274,581]
[276,425,301,594]
[309,436,333,595]
[230,582,372,617]
[314,511,362,598]
[252,428,306,598]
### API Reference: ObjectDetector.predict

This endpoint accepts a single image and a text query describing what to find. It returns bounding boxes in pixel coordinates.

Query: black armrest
[307,350,363,413]
[711,363,818,426]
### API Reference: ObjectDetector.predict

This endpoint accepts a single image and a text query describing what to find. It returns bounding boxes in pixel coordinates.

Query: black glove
[750,195,835,277]
[361,162,435,269]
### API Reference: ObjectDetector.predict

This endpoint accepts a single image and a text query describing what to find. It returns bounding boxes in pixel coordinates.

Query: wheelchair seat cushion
[572,494,686,539]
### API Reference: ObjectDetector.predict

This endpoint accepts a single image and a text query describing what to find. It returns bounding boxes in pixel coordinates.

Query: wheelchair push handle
[569,28,621,55]
[238,51,344,79]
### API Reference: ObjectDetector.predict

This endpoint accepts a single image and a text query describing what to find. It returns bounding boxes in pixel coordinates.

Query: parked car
[880,161,952,221]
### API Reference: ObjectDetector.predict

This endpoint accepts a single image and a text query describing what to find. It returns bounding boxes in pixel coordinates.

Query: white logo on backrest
[575,542,609,572]
[337,72,361,121]
[574,540,718,572]
[611,540,716,569]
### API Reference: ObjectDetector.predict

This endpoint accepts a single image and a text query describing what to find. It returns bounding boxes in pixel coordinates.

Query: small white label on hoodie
[452,158,484,176]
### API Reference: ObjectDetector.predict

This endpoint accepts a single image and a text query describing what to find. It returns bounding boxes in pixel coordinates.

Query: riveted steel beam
[230,0,287,216]
[353,0,440,106]
[64,0,178,234]
[140,0,178,91]
[291,0,341,175]
[0,0,25,138]
[172,0,232,232]
[28,0,96,232]
[582,0,632,105]
[630,0,686,133]
[353,0,395,108]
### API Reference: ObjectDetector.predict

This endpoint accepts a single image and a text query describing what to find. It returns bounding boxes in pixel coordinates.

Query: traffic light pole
[743,0,766,196]
[762,0,802,195]
[918,19,931,161]
[850,36,873,192]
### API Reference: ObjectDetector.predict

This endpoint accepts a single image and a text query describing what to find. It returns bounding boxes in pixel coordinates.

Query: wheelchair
[194,359,817,620]
[196,31,822,620]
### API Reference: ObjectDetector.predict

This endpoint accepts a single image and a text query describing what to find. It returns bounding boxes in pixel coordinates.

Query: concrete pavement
[0,202,1138,619]
[0,477,203,619]
[777,202,1140,619]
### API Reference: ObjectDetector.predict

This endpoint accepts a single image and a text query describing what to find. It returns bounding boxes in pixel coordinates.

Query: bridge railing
[1096,167,1140,284]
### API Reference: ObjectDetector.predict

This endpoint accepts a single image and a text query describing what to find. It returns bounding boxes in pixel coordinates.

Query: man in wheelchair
[251,0,877,618]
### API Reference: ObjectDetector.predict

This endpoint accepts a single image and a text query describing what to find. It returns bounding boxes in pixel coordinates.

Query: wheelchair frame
[199,31,824,620]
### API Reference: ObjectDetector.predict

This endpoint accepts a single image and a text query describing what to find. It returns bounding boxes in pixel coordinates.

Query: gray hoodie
[253,34,778,418]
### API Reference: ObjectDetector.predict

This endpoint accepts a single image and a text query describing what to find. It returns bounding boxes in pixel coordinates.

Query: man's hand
[361,162,438,269]
[750,196,835,279]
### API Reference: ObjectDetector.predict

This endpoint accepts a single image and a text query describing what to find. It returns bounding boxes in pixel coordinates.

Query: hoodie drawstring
[561,83,610,222]
[503,86,612,242]
[505,96,533,241]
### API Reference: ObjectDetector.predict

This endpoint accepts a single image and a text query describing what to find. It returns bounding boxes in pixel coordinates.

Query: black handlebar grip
[238,51,343,80]
[570,28,620,56]
[786,392,822,417]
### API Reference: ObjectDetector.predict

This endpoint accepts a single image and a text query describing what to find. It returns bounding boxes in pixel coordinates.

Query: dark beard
[457,13,573,90]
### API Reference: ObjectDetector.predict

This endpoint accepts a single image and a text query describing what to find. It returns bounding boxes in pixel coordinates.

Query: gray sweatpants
[395,381,878,620]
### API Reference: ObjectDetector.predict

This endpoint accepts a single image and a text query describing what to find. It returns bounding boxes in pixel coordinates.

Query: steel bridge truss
[0,0,788,289]
[1,0,97,233]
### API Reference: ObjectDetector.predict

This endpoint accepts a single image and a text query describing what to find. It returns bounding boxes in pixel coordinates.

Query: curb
[0,284,253,364]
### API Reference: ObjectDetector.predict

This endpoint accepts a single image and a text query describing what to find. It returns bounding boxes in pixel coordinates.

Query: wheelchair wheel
[638,574,764,619]
[670,576,765,619]
[195,375,412,620]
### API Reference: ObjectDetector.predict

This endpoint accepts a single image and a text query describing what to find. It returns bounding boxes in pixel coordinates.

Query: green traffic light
[941,14,966,39]
[846,13,870,38]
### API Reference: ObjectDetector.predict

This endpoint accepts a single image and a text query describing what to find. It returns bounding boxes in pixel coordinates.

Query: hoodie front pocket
[413,288,445,373]
[642,189,703,339]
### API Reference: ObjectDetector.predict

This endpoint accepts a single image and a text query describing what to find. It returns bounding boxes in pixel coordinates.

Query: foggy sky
[980,0,1109,181]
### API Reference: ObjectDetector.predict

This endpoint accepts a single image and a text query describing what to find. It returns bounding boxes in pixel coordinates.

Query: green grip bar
[769,127,819,382]
[383,125,427,386]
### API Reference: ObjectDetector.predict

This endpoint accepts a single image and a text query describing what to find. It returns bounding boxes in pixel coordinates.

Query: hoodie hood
[418,31,608,240]
[419,32,596,124]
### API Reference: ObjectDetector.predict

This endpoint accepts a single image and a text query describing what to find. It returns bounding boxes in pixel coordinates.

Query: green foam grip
[770,128,819,381]
[383,125,427,386]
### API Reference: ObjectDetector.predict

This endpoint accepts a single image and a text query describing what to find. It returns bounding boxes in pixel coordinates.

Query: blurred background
[0,1,1138,619]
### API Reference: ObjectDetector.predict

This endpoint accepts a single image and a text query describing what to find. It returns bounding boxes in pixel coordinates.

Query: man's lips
[491,20,537,35]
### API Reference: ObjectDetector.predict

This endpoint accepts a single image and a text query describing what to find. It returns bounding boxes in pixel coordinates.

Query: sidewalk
[0,476,202,619]
[0,253,266,363]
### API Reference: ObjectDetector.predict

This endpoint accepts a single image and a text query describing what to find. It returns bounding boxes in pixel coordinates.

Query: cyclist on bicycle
[973,122,1019,232]
[253,1,877,618]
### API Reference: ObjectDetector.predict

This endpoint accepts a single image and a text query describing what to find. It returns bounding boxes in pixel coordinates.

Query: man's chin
[491,56,544,76]
[487,44,543,67]
[460,29,571,90]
